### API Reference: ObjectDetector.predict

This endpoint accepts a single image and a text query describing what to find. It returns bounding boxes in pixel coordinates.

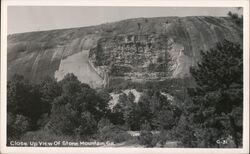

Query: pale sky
[7,6,242,34]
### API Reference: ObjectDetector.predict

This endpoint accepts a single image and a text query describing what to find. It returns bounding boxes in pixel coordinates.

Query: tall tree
[188,40,243,147]
[7,74,48,129]
[49,73,110,137]
[39,76,62,115]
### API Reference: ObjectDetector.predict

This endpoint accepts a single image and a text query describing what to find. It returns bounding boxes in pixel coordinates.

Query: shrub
[138,130,158,147]
[172,115,197,147]
[156,130,173,146]
[138,122,157,147]
[21,129,76,144]
[227,11,243,26]
[77,111,97,137]
[36,113,50,128]
[98,125,132,143]
[97,118,112,130]
[7,113,30,141]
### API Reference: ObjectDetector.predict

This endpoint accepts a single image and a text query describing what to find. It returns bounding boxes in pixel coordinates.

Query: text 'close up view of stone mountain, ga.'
[6,6,244,148]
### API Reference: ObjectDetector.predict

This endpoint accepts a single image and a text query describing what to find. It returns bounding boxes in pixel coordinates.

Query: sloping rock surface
[7,16,242,87]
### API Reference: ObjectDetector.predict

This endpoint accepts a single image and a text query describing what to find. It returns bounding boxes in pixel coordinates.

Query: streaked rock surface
[7,16,242,87]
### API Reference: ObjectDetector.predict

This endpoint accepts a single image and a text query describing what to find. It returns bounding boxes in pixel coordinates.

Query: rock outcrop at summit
[7,16,242,87]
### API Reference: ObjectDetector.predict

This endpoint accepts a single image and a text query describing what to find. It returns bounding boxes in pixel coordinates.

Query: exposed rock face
[54,50,103,88]
[7,16,242,87]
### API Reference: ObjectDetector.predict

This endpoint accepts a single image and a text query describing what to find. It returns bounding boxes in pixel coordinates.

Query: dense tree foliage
[187,40,243,147]
[7,113,30,142]
[7,74,49,129]
[227,11,243,27]
[111,89,182,131]
[7,73,111,140]
[48,73,110,137]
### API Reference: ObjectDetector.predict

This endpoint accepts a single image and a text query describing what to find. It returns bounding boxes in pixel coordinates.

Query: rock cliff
[7,16,242,87]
